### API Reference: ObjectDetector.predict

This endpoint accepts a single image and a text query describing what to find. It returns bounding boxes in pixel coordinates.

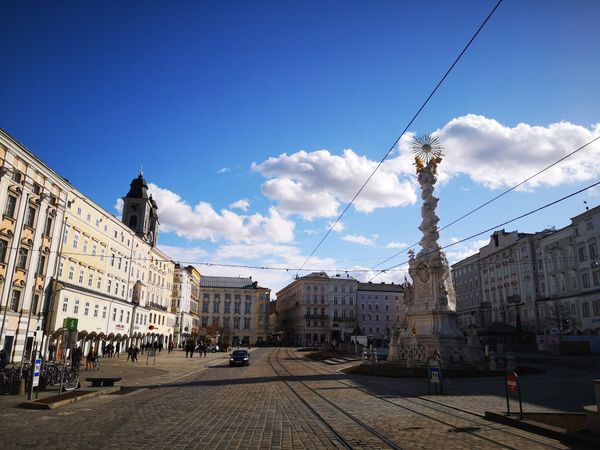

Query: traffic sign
[32,359,42,387]
[63,317,78,331]
[429,367,441,384]
[506,373,518,393]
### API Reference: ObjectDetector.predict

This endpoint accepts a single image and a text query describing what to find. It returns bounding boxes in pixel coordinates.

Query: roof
[356,282,404,293]
[302,272,330,279]
[200,276,257,289]
[125,173,149,199]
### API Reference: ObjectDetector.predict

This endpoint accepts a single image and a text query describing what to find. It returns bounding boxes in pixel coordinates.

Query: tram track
[268,347,403,450]
[279,347,567,450]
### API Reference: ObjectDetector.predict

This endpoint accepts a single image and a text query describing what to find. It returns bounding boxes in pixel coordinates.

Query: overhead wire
[366,134,600,275]
[295,0,504,276]
[368,178,600,280]
[14,179,598,276]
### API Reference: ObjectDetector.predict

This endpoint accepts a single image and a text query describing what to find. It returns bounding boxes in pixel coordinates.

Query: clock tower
[122,171,160,246]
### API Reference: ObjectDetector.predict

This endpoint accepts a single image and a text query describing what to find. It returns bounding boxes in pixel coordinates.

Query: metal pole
[505,374,510,416]
[19,293,35,375]
[517,375,524,420]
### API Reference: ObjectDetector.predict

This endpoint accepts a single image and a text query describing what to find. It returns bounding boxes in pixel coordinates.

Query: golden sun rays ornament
[411,134,444,164]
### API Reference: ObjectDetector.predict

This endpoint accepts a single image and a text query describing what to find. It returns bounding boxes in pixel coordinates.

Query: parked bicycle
[41,361,80,391]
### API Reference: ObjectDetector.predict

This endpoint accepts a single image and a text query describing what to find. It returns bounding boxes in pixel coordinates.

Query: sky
[1,0,599,295]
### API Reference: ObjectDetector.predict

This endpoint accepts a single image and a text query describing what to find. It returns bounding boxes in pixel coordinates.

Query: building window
[224,302,230,314]
[36,254,46,275]
[88,273,93,287]
[16,248,28,269]
[582,271,590,289]
[97,275,102,290]
[112,308,117,321]
[73,232,79,249]
[213,302,220,313]
[594,270,600,287]
[25,206,36,227]
[62,299,68,312]
[578,246,586,262]
[119,310,124,322]
[593,300,600,316]
[0,239,7,263]
[10,290,21,312]
[235,302,241,314]
[582,302,590,317]
[102,306,107,319]
[234,317,240,330]
[63,225,69,244]
[74,300,79,314]
[84,302,89,316]
[244,318,250,330]
[4,194,17,218]
[31,294,39,314]
[44,216,53,236]
[94,305,99,317]
[79,269,84,284]
[244,303,251,314]
[591,240,599,260]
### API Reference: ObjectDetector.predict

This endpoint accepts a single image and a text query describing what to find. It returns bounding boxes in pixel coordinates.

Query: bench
[86,377,122,387]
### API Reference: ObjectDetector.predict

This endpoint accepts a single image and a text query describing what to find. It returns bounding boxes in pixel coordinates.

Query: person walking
[72,346,83,370]
[131,346,139,363]
[116,342,121,357]
[48,341,56,361]
[85,348,96,371]
[168,341,174,354]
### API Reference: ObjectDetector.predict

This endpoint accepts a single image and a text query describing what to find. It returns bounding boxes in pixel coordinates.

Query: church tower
[122,172,159,246]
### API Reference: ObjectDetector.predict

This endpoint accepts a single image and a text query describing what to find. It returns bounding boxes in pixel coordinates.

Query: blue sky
[1,0,599,292]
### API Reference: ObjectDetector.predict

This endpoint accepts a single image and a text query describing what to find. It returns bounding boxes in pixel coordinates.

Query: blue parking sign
[429,367,441,384]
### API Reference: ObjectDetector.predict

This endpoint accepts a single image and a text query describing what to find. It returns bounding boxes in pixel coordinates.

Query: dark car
[229,350,250,367]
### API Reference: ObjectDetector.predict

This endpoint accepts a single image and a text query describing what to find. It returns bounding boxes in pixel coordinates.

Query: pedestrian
[189,342,195,358]
[85,348,96,371]
[126,345,133,362]
[116,342,121,357]
[48,341,56,361]
[0,349,8,369]
[158,342,163,353]
[132,346,139,363]
[168,341,174,354]
[203,346,207,357]
[72,346,83,370]
[101,343,106,358]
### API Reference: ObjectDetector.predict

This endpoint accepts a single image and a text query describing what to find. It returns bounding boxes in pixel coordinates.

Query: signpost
[505,371,523,419]
[427,355,443,394]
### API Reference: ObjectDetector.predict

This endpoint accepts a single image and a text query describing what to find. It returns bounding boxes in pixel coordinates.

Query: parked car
[229,350,250,367]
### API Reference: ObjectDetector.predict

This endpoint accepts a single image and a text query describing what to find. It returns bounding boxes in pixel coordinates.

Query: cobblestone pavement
[1,347,595,449]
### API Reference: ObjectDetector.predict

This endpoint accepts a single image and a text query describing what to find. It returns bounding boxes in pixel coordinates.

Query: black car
[229,350,250,366]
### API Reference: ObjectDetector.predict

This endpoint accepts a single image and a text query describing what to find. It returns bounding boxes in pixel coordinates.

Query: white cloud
[386,241,408,249]
[252,149,417,219]
[114,198,124,215]
[229,199,250,211]
[302,229,320,235]
[144,183,294,244]
[396,114,600,190]
[342,234,378,246]
[251,115,599,220]
[328,221,345,232]
[444,238,489,265]
[217,167,230,174]
[159,241,338,295]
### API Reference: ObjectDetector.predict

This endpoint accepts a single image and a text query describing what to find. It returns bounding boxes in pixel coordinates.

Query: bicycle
[62,364,80,391]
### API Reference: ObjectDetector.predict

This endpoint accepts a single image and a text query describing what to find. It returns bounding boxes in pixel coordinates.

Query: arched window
[129,215,138,228]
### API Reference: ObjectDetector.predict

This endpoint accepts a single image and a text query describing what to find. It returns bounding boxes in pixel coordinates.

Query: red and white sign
[506,373,518,393]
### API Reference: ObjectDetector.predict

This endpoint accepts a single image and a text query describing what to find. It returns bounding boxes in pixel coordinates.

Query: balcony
[305,314,328,320]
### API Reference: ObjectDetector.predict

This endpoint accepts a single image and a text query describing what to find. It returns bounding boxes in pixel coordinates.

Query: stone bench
[86,377,122,387]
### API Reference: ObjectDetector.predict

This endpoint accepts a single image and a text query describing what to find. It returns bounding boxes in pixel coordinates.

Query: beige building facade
[0,130,70,363]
